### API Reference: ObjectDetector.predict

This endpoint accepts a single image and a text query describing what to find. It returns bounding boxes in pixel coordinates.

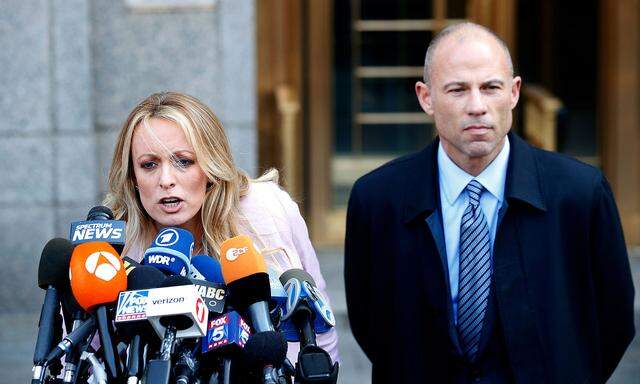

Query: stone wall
[0,0,256,312]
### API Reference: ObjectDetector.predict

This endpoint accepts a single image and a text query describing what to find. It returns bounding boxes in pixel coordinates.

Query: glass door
[331,0,467,209]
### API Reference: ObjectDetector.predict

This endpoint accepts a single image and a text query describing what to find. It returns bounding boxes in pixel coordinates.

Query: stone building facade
[0,0,257,312]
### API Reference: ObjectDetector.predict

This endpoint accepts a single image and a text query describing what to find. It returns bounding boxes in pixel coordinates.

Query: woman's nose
[159,163,176,189]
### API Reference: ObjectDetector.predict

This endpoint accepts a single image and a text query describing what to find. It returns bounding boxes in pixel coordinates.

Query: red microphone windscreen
[69,241,127,312]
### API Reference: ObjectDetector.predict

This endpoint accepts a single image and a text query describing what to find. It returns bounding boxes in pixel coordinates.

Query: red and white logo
[195,297,206,323]
[85,251,121,281]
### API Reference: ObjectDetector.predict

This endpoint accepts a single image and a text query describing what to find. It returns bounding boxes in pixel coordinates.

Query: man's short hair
[423,22,514,86]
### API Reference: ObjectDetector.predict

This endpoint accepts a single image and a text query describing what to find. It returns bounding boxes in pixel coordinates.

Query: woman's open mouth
[159,197,183,212]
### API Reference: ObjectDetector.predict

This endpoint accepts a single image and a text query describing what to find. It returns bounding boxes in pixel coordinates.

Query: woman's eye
[140,161,157,169]
[175,158,194,167]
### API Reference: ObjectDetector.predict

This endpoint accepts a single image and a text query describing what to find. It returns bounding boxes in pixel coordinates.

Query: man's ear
[415,81,434,116]
[510,76,522,109]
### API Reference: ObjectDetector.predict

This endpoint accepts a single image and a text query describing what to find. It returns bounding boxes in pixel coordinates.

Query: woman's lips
[159,200,183,213]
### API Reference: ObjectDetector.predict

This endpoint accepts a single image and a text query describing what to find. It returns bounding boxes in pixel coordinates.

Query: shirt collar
[438,135,510,206]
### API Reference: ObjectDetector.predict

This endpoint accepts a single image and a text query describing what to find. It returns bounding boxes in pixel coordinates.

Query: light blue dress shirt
[437,136,510,324]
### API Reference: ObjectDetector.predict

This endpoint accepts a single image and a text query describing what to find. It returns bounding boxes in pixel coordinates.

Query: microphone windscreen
[279,268,316,287]
[143,227,194,276]
[38,238,74,289]
[191,255,224,284]
[161,275,193,288]
[86,206,114,221]
[127,265,166,291]
[69,241,127,312]
[61,289,85,316]
[227,273,271,310]
[219,235,266,284]
[244,331,288,366]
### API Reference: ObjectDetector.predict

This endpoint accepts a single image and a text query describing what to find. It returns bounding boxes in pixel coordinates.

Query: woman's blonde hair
[104,91,277,257]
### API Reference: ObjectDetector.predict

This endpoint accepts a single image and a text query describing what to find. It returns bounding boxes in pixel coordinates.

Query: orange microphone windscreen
[69,241,127,312]
[219,235,266,284]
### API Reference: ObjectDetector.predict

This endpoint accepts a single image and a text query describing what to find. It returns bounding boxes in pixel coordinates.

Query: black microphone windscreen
[127,266,166,290]
[61,289,86,319]
[86,206,114,221]
[38,238,74,289]
[161,275,193,288]
[227,273,271,310]
[244,331,288,366]
[279,268,316,287]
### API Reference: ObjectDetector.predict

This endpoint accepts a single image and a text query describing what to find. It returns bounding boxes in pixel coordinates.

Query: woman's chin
[152,211,200,233]
[153,215,188,230]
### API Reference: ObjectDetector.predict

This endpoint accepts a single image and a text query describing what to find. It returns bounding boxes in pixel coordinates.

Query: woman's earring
[206,182,213,191]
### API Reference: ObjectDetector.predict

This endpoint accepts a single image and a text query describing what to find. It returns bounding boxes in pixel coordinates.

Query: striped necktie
[457,179,492,360]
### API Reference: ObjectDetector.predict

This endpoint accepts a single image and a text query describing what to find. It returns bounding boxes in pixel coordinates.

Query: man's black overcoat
[344,132,635,383]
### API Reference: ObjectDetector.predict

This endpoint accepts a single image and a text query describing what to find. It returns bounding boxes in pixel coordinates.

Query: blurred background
[0,0,638,382]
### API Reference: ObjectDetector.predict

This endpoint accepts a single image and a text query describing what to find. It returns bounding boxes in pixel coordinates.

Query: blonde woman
[104,91,338,363]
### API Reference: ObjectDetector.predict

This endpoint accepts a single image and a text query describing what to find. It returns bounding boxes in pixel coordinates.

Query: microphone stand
[62,313,88,384]
[145,325,176,384]
[291,309,338,384]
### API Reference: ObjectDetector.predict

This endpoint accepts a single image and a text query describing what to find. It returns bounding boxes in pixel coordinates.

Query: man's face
[416,33,521,170]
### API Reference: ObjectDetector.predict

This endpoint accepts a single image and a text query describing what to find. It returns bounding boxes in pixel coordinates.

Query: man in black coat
[344,22,635,383]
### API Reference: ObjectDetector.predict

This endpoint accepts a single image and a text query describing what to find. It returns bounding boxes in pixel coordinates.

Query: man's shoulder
[353,148,431,196]
[530,145,603,186]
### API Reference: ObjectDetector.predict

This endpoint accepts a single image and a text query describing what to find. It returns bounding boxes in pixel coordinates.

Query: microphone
[174,342,200,384]
[69,241,127,381]
[87,205,114,221]
[32,238,74,384]
[59,255,94,384]
[69,206,126,254]
[144,276,206,384]
[122,256,142,276]
[200,311,252,384]
[279,269,336,345]
[190,255,228,314]
[60,289,88,333]
[115,275,208,340]
[220,235,290,383]
[143,227,194,277]
[280,269,338,384]
[219,235,273,332]
[191,254,225,283]
[202,311,252,352]
[244,331,289,384]
[267,266,288,329]
[59,290,91,384]
[115,265,166,384]
[44,317,96,363]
